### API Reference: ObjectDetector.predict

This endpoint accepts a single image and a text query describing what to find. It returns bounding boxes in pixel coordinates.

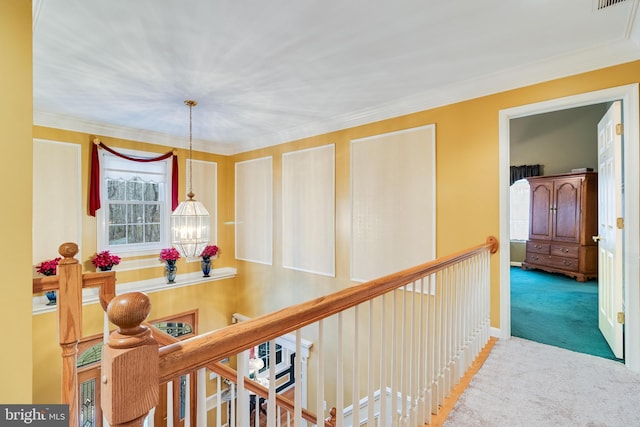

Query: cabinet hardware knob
[592,235,603,243]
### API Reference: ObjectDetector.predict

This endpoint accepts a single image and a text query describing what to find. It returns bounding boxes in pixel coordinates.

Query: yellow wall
[30,128,239,402]
[1,0,33,403]
[232,60,640,330]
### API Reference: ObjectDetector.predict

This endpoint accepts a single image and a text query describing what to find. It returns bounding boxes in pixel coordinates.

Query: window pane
[145,224,161,243]
[144,182,159,201]
[127,179,143,201]
[109,204,126,224]
[127,224,144,244]
[100,153,173,252]
[109,225,126,245]
[510,179,530,241]
[80,379,96,427]
[127,204,144,224]
[145,204,160,223]
[107,179,125,200]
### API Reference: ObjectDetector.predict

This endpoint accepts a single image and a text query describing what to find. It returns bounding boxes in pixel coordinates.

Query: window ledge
[32,267,237,315]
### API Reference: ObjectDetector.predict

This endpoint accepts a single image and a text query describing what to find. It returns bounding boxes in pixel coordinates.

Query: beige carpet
[443,337,640,426]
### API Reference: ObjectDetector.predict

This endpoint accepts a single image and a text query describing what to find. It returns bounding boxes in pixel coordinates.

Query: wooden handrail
[158,236,498,381]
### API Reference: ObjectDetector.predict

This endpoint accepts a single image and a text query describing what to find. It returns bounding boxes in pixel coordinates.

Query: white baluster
[238,350,249,427]
[295,330,304,427]
[167,380,174,427]
[216,375,222,427]
[267,339,277,427]
[367,299,375,427]
[316,319,324,425]
[352,305,359,427]
[197,368,206,427]
[336,312,344,427]
[379,294,387,427]
[390,291,398,426]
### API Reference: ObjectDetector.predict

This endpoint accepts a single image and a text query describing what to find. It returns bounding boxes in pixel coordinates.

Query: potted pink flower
[160,248,181,283]
[36,257,61,306]
[91,250,121,271]
[36,257,61,276]
[200,245,219,277]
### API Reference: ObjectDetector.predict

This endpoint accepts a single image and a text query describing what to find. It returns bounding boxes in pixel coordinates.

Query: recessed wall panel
[282,144,335,276]
[351,125,436,282]
[33,139,82,264]
[235,157,273,264]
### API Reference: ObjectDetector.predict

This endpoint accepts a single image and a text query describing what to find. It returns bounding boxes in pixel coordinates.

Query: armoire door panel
[553,179,582,242]
[529,181,553,240]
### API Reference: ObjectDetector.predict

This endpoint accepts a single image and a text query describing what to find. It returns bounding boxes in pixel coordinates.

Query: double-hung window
[97,150,172,256]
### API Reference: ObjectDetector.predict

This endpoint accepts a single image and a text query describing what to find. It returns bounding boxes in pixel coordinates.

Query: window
[97,150,172,255]
[510,179,530,241]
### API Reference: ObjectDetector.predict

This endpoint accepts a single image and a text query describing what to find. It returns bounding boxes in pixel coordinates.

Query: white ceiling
[33,0,640,155]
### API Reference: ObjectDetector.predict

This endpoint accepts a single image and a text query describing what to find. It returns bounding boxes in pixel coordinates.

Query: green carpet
[510,266,621,361]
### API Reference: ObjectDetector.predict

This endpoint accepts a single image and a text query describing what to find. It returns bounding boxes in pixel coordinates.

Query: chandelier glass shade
[170,100,211,258]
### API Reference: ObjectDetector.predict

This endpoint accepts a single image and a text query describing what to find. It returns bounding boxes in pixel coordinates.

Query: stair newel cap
[58,242,79,265]
[107,292,153,349]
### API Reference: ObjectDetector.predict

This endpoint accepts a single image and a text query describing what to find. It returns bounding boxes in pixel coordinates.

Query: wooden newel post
[102,292,159,427]
[57,242,83,427]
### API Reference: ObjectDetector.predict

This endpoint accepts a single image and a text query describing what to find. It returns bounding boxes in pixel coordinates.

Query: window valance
[89,139,179,216]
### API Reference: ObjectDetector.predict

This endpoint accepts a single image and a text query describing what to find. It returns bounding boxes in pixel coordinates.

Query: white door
[596,101,624,359]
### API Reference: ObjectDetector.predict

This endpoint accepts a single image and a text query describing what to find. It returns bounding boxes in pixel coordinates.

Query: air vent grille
[596,0,627,9]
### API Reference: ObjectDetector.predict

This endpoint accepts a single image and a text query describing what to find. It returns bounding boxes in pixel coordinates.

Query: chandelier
[170,100,211,258]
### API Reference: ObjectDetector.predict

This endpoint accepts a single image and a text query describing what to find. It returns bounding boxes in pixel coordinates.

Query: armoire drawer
[546,255,579,272]
[550,244,579,258]
[526,241,550,254]
[525,253,548,264]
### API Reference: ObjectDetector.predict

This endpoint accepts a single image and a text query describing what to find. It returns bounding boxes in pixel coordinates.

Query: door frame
[498,83,640,372]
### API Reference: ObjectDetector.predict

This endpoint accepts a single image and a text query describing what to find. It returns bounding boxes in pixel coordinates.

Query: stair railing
[99,236,498,427]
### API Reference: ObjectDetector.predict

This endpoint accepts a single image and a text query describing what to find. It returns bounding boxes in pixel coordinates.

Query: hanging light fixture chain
[184,100,197,200]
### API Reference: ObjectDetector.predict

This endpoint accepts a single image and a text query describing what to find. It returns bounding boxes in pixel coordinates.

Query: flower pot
[165,260,177,283]
[99,266,112,272]
[46,291,57,306]
[201,257,212,277]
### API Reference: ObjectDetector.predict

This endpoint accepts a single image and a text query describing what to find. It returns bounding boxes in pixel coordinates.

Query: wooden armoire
[521,171,598,282]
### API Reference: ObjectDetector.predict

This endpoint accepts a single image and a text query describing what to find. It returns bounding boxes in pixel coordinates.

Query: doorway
[498,84,640,372]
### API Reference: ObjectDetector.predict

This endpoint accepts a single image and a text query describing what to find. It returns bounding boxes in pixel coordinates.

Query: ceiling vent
[596,0,627,9]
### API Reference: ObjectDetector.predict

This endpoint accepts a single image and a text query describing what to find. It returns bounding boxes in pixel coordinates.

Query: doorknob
[593,235,603,243]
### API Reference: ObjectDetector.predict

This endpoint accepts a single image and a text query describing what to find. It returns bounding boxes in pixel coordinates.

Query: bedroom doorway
[498,84,640,372]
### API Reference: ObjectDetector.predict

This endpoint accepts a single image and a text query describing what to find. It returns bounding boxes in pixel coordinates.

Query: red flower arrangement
[36,257,61,276]
[200,245,219,259]
[160,247,181,262]
[91,250,121,270]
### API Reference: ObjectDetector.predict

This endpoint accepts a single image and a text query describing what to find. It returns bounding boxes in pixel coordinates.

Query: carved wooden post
[102,292,159,427]
[56,242,83,427]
